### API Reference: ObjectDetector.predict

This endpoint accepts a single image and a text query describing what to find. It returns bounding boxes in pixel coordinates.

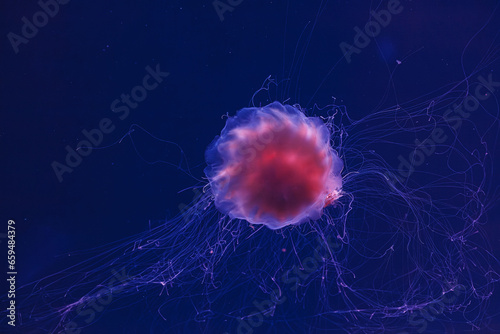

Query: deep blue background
[1,0,500,333]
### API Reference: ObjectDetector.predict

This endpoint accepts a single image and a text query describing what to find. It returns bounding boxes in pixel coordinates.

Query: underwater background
[2,1,500,333]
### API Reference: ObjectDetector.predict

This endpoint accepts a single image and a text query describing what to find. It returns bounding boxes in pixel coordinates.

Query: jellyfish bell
[204,101,343,230]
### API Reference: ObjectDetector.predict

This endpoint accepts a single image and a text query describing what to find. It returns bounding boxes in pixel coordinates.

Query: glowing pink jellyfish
[204,102,343,229]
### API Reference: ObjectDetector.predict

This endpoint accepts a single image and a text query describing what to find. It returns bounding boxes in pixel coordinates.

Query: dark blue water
[2,1,500,333]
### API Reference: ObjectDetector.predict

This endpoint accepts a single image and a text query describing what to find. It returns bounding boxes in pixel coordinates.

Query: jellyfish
[8,3,500,333]
[205,101,343,230]
[8,92,499,334]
